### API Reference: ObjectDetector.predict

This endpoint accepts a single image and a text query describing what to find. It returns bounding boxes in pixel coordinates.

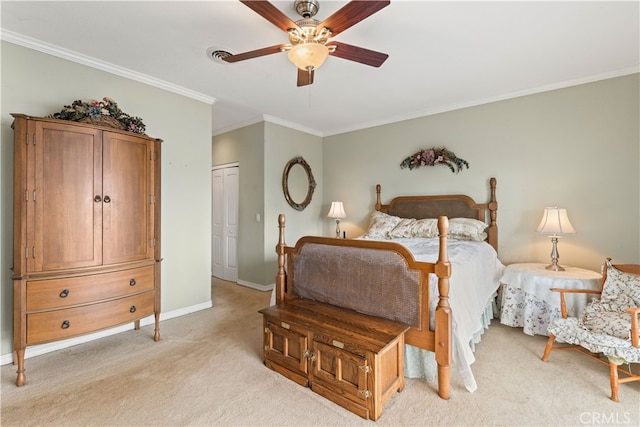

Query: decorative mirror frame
[282,156,317,211]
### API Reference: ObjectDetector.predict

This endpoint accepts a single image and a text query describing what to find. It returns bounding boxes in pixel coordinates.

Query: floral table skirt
[499,284,562,336]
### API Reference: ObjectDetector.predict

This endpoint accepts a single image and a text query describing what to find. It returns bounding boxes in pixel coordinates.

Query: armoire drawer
[26,291,155,344]
[26,265,154,311]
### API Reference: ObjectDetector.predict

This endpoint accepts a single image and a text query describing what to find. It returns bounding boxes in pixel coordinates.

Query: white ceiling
[2,1,639,137]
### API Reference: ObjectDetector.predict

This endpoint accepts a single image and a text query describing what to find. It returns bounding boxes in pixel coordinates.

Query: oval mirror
[282,156,316,211]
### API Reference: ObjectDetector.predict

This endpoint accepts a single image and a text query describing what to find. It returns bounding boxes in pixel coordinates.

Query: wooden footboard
[274,214,452,399]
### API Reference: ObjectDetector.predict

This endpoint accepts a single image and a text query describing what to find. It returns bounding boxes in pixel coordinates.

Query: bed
[271,177,503,397]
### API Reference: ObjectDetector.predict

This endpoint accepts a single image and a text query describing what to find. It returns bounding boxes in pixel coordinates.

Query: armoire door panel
[33,122,103,271]
[102,132,151,264]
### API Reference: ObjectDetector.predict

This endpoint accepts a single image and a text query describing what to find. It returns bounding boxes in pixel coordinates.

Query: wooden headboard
[375,177,498,252]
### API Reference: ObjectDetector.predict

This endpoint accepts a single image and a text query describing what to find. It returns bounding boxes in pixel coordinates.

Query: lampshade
[288,42,330,71]
[536,207,576,235]
[327,201,346,219]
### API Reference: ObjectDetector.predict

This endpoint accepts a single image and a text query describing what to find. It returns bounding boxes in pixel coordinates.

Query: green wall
[212,121,323,287]
[1,41,213,357]
[323,75,640,270]
[214,74,639,279]
[212,122,265,286]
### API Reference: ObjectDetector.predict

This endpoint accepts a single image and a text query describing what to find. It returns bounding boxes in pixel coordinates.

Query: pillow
[599,262,640,307]
[580,262,640,339]
[410,218,439,238]
[362,211,402,239]
[389,218,416,238]
[448,218,488,241]
[390,218,440,238]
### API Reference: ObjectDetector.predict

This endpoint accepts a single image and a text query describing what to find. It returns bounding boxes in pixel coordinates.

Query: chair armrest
[549,288,602,319]
[627,306,640,347]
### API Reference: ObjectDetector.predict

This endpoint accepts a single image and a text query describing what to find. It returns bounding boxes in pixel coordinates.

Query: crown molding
[1,29,217,105]
[212,115,264,136]
[324,66,640,137]
[263,114,323,137]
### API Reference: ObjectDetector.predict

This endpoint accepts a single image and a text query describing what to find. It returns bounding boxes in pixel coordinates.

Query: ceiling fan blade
[240,1,299,32]
[316,0,390,37]
[222,44,288,63]
[328,41,388,67]
[297,68,315,87]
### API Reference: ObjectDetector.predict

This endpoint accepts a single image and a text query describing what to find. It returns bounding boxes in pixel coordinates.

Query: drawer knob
[130,305,137,313]
[103,195,111,203]
[129,278,136,286]
[61,320,70,329]
[59,289,70,298]
[94,195,101,202]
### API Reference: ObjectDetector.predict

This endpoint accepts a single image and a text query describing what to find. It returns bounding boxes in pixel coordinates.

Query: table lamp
[327,201,346,238]
[536,206,576,271]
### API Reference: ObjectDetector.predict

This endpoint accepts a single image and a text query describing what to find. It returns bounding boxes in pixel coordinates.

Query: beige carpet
[2,278,639,426]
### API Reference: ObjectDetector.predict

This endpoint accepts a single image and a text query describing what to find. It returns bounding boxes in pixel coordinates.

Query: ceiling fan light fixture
[287,42,329,71]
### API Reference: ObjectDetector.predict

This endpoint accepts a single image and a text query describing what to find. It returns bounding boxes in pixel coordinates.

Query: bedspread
[387,237,504,392]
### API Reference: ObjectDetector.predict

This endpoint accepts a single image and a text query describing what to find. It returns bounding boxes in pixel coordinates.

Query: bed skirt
[269,289,496,393]
[405,294,497,392]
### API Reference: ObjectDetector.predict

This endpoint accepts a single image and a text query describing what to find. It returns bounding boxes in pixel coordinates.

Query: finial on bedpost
[487,177,498,252]
[275,214,286,304]
[435,215,452,400]
[375,184,382,211]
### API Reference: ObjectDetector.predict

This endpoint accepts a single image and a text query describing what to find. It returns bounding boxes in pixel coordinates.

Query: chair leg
[541,334,556,361]
[609,362,619,402]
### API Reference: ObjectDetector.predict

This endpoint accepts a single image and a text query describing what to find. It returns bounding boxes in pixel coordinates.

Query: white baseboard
[0,300,213,366]
[235,280,273,292]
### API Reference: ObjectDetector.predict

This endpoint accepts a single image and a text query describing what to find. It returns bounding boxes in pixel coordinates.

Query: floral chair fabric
[547,318,640,364]
[580,262,640,340]
[543,259,640,401]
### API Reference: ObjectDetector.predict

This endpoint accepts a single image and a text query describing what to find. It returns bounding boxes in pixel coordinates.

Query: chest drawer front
[26,266,155,311]
[26,291,154,344]
[312,339,368,402]
[264,319,309,376]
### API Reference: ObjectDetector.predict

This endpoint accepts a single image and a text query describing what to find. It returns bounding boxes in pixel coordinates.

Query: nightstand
[499,263,601,336]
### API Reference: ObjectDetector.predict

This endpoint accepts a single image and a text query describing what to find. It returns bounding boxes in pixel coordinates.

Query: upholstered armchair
[541,258,640,402]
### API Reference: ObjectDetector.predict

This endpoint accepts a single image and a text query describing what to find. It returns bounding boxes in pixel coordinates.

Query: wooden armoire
[10,114,162,386]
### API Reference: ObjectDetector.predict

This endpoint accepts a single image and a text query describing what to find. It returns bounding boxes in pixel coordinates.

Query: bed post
[487,177,498,251]
[375,184,382,211]
[275,214,287,304]
[435,215,452,400]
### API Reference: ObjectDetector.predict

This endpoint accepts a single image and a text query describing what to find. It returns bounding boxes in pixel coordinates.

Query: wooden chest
[259,299,409,421]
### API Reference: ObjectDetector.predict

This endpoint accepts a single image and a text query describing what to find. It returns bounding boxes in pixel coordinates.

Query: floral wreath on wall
[400,147,469,174]
[49,97,146,134]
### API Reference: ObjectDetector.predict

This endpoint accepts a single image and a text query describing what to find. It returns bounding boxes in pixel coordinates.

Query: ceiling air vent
[206,47,234,64]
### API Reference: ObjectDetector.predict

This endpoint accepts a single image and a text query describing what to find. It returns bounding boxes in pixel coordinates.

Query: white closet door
[222,167,239,282]
[212,165,239,281]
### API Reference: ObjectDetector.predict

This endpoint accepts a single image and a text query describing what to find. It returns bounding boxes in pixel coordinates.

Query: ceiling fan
[223,0,390,86]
